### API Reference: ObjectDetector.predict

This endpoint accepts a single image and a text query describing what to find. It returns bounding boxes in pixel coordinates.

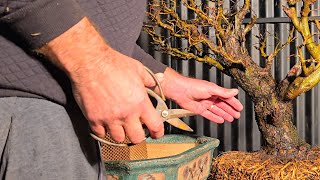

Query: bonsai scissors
[146,88,195,132]
[144,66,195,133]
[90,67,196,147]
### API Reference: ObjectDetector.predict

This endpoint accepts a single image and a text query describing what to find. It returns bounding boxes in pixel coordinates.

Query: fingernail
[231,89,239,94]
[234,112,241,119]
[227,117,234,122]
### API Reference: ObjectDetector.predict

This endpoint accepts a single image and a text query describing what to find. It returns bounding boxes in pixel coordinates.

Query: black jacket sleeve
[132,44,167,74]
[0,0,85,49]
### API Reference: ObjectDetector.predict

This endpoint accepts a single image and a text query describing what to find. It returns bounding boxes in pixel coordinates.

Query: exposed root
[209,149,320,180]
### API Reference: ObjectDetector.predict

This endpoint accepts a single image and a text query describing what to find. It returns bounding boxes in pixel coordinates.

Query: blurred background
[138,0,320,154]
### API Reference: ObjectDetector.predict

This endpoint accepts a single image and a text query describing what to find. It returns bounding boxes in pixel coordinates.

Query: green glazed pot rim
[104,134,219,171]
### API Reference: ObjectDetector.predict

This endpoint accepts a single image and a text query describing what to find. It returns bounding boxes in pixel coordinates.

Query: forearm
[36,17,111,80]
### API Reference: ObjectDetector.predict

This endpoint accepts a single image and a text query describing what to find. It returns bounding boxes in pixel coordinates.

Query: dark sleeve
[0,0,85,49]
[132,44,167,73]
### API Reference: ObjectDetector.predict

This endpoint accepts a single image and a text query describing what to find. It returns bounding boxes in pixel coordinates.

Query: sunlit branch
[265,28,296,70]
[235,0,250,33]
[182,0,214,26]
[146,0,244,66]
[256,34,268,59]
[310,19,320,31]
[284,0,320,61]
[143,24,224,71]
[282,0,320,100]
[243,16,257,38]
[286,65,320,100]
[297,45,316,76]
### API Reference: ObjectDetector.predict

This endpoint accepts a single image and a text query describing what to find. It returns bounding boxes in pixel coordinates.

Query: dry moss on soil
[208,149,320,180]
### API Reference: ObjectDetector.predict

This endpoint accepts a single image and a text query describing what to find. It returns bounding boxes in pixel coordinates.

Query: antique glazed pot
[102,134,219,179]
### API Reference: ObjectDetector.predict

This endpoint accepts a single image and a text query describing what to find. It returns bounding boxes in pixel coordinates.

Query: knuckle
[192,104,206,114]
[149,122,164,133]
[152,130,164,139]
[222,113,231,120]
[129,135,146,144]
[112,136,125,143]
[86,112,110,125]
[91,127,105,138]
[86,111,99,122]
[125,125,146,144]
[108,130,125,143]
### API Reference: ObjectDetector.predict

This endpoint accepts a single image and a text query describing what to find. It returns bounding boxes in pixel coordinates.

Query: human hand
[70,48,165,144]
[37,17,164,144]
[156,68,243,123]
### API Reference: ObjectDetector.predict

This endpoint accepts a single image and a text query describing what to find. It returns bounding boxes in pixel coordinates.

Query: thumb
[140,67,157,87]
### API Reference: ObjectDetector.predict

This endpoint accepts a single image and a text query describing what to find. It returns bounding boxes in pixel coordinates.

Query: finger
[215,99,241,119]
[90,124,106,138]
[208,84,239,99]
[140,67,157,87]
[105,124,126,143]
[123,116,146,144]
[208,104,234,122]
[221,97,244,111]
[180,100,226,124]
[140,98,164,139]
[200,110,225,124]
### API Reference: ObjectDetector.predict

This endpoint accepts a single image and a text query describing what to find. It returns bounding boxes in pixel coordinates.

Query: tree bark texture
[222,35,309,155]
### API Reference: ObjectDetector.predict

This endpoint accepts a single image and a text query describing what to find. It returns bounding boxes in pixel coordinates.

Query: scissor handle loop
[144,66,165,101]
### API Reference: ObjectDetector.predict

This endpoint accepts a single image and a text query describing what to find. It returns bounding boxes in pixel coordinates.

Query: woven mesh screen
[100,133,147,161]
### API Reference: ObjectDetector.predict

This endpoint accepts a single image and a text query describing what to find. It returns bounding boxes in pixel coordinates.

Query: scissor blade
[167,109,197,119]
[166,118,194,132]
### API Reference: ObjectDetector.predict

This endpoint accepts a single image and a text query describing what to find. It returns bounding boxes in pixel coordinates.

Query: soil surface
[209,149,320,180]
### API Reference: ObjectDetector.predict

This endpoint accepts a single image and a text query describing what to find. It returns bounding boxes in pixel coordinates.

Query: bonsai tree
[144,0,320,179]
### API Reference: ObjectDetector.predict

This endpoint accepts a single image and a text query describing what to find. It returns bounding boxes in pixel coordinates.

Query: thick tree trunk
[254,96,309,154]
[222,36,310,157]
[232,65,309,157]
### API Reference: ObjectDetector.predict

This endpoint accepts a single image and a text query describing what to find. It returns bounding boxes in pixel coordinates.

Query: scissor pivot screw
[161,110,169,118]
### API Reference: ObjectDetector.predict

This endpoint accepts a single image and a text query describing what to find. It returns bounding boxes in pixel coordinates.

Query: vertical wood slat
[138,0,320,152]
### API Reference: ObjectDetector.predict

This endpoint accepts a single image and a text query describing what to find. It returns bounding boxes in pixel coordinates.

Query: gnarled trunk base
[209,149,320,180]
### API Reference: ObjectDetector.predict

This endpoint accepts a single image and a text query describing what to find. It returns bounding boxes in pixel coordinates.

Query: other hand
[156,68,243,123]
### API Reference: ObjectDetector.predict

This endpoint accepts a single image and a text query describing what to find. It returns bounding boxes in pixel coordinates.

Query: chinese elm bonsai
[144,0,320,179]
